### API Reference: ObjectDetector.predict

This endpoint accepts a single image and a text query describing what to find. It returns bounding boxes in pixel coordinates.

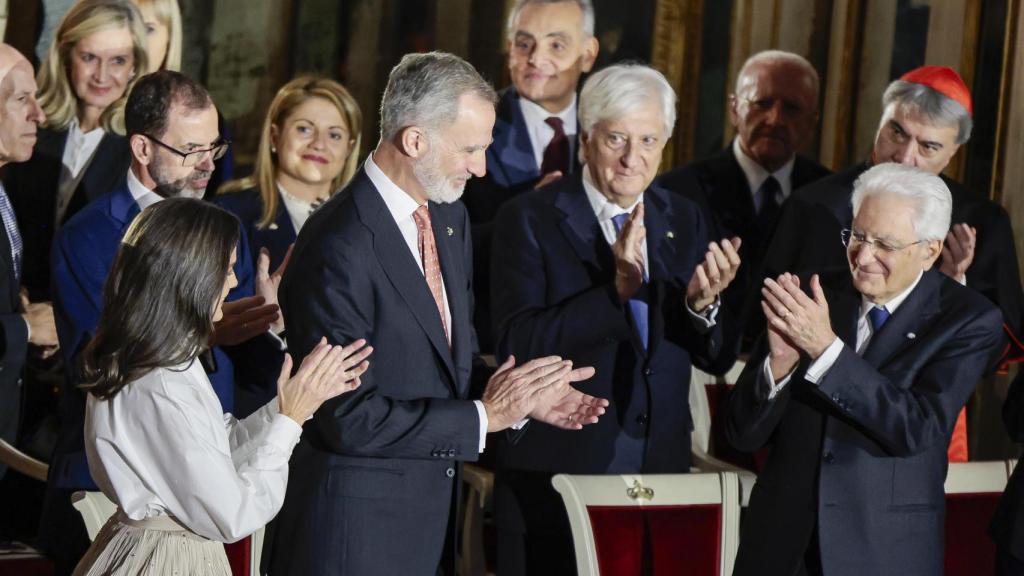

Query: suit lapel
[830,278,861,350]
[491,89,539,186]
[0,207,17,310]
[431,204,470,397]
[862,270,942,367]
[554,178,606,270]
[640,186,677,359]
[704,149,756,233]
[80,134,123,202]
[354,176,457,384]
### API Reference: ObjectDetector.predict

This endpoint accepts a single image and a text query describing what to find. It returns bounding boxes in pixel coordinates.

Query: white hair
[506,0,595,40]
[379,52,497,141]
[735,50,819,101]
[851,163,952,242]
[881,79,973,145]
[579,63,676,138]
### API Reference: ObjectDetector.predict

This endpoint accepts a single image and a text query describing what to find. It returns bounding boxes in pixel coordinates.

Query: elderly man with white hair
[0,43,58,482]
[727,162,1004,576]
[491,62,742,575]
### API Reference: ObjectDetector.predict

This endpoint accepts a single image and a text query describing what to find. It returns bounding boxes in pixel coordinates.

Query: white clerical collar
[364,153,424,223]
[582,165,642,223]
[859,270,924,318]
[519,93,578,135]
[126,167,163,210]
[732,137,796,200]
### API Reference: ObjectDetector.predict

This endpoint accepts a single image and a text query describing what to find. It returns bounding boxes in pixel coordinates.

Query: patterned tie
[868,306,890,333]
[611,213,648,351]
[413,205,449,344]
[756,175,782,234]
[541,117,570,176]
[0,184,23,281]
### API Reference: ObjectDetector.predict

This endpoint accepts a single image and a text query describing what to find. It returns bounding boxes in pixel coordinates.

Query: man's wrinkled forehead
[0,44,29,88]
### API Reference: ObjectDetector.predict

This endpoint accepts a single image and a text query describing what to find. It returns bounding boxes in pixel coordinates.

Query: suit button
[823,451,835,464]
[446,449,455,458]
[643,368,653,376]
[431,450,439,458]
[636,413,649,426]
[445,467,455,478]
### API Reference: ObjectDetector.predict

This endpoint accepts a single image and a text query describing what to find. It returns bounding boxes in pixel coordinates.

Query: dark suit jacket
[213,186,296,272]
[0,190,28,481]
[462,87,582,351]
[656,148,830,349]
[265,169,487,576]
[2,126,130,301]
[762,161,1024,343]
[991,370,1024,559]
[492,177,737,474]
[727,268,1004,576]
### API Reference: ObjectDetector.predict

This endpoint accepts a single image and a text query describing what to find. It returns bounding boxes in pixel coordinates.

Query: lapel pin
[446,226,454,237]
[268,223,279,230]
[906,332,916,339]
[666,231,675,239]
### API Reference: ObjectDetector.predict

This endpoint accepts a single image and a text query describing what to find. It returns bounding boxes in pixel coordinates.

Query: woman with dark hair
[72,198,371,575]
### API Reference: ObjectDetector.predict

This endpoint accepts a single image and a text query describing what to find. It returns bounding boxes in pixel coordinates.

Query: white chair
[0,437,47,481]
[552,472,740,576]
[1007,458,1018,477]
[943,461,1009,576]
[70,490,265,576]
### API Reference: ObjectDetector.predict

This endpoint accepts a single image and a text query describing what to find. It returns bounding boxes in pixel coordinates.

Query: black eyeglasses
[145,134,231,167]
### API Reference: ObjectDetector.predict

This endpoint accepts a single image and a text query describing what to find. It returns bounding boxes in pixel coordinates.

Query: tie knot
[761,176,781,200]
[413,204,431,230]
[611,212,630,234]
[868,306,890,332]
[545,116,565,134]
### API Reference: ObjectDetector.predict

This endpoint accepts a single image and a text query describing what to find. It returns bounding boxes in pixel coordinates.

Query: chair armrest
[691,447,756,507]
[0,438,47,481]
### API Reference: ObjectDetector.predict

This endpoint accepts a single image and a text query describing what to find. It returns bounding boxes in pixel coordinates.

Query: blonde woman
[216,76,362,271]
[5,0,148,300]
[132,0,182,73]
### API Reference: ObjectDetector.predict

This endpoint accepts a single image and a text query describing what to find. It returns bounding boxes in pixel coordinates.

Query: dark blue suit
[490,176,737,574]
[462,87,581,351]
[214,186,295,273]
[727,268,1004,576]
[39,179,260,572]
[264,169,488,576]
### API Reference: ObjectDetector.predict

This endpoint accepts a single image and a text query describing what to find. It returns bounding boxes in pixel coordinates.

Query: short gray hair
[735,50,819,101]
[882,79,972,144]
[851,163,952,242]
[379,52,497,141]
[506,0,595,40]
[579,63,676,138]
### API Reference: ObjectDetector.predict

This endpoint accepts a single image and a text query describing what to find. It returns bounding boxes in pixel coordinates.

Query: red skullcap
[900,66,972,116]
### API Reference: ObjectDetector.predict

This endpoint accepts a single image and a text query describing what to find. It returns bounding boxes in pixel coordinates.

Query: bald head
[0,44,44,166]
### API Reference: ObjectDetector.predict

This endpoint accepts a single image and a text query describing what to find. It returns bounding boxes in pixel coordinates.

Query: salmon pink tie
[413,205,449,344]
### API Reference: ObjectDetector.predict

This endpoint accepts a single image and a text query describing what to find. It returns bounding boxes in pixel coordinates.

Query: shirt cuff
[804,337,844,384]
[761,356,793,400]
[473,400,488,452]
[511,418,529,430]
[686,296,720,332]
[266,413,304,452]
[266,329,287,351]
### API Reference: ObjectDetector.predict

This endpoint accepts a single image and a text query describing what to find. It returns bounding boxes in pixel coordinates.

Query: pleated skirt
[73,511,232,576]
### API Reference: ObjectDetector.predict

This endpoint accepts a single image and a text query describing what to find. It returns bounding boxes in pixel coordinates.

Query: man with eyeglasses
[42,70,283,573]
[657,50,831,351]
[727,162,1004,576]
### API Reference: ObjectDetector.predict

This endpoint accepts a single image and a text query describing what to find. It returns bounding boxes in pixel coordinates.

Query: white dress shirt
[732,137,796,211]
[519,95,577,171]
[277,183,320,233]
[126,167,163,210]
[364,155,489,451]
[764,271,924,398]
[85,360,302,543]
[56,118,105,225]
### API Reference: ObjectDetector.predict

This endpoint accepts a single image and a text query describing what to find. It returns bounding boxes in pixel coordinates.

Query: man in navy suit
[727,163,1005,576]
[462,0,599,350]
[657,50,830,349]
[264,52,607,576]
[492,63,741,575]
[0,43,59,480]
[41,70,280,575]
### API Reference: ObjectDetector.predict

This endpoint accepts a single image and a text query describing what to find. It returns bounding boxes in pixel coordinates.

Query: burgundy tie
[413,205,449,344]
[541,117,570,176]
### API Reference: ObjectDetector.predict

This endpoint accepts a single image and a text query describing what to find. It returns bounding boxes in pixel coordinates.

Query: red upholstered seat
[588,504,722,575]
[705,383,768,472]
[224,536,251,576]
[943,492,1000,576]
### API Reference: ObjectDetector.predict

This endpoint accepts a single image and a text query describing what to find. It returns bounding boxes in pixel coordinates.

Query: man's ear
[130,133,152,166]
[398,126,429,159]
[727,93,740,129]
[921,238,943,269]
[580,37,599,73]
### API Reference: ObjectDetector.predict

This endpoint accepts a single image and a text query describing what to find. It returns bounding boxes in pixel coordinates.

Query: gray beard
[412,146,465,204]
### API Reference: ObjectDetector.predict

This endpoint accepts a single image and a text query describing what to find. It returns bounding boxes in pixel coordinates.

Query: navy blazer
[462,87,582,351]
[762,161,1024,343]
[0,189,28,481]
[727,268,1004,576]
[656,148,831,349]
[48,180,257,489]
[3,127,130,301]
[265,169,486,575]
[491,176,737,474]
[214,186,296,272]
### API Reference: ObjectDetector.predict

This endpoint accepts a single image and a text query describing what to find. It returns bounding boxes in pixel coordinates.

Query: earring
[271,146,277,153]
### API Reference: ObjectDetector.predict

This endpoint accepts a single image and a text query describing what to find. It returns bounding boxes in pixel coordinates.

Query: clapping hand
[256,245,293,334]
[940,223,975,283]
[277,337,373,425]
[613,203,646,302]
[761,273,836,368]
[686,237,741,312]
[211,295,280,346]
[528,364,606,430]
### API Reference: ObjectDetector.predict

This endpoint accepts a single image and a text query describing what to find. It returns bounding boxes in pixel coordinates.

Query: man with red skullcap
[757,66,1021,461]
